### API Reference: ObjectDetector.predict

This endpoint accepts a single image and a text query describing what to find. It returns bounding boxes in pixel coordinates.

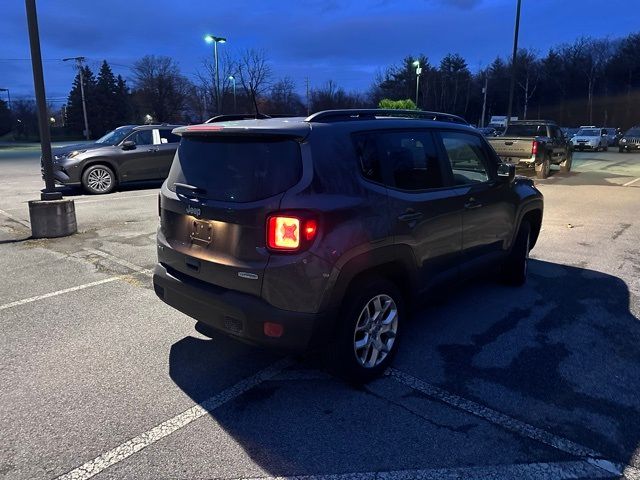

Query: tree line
[2,31,640,140]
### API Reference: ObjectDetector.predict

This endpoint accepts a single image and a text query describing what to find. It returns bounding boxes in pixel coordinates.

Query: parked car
[486,120,572,179]
[561,127,579,139]
[602,128,620,147]
[46,124,182,194]
[478,126,499,137]
[618,126,640,152]
[570,127,608,152]
[153,109,544,382]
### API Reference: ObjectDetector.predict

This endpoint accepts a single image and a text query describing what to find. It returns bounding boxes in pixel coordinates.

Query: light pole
[481,72,488,127]
[0,88,11,110]
[25,0,77,239]
[63,56,90,140]
[228,75,237,112]
[506,0,522,128]
[204,34,226,113]
[412,60,422,108]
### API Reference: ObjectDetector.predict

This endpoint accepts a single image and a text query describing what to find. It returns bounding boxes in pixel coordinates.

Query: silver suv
[153,110,544,382]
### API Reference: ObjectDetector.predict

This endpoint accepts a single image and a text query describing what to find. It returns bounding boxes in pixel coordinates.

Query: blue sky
[1,0,638,106]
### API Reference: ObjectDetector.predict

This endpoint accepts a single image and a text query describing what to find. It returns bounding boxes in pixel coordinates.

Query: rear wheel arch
[521,208,542,250]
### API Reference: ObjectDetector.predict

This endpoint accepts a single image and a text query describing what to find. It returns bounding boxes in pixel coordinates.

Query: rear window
[167,136,302,203]
[505,124,547,137]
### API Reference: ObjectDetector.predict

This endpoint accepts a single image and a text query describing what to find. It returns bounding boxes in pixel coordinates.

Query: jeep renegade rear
[153,109,543,382]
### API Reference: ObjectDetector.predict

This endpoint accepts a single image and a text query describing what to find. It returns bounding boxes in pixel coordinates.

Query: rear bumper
[620,143,640,150]
[153,262,334,352]
[571,143,599,150]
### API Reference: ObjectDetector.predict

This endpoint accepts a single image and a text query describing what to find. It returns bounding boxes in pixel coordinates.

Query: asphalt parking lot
[1,146,640,480]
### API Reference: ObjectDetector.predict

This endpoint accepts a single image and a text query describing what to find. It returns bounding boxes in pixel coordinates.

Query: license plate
[189,219,213,246]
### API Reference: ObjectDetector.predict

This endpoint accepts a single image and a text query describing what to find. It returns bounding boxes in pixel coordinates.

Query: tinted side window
[353,133,382,183]
[160,129,180,144]
[441,131,490,185]
[130,130,153,145]
[353,131,443,190]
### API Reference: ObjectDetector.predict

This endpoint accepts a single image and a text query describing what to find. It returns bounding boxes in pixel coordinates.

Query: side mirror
[122,140,136,150]
[497,163,516,183]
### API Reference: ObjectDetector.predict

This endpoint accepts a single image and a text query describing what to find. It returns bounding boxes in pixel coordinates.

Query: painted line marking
[576,161,598,169]
[0,277,119,312]
[56,358,294,480]
[623,177,640,187]
[0,208,30,228]
[81,248,153,276]
[387,368,605,459]
[242,460,616,480]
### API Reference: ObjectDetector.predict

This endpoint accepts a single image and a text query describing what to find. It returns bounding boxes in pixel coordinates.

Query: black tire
[603,144,608,152]
[501,221,531,286]
[82,164,116,195]
[328,276,404,383]
[559,150,572,173]
[535,155,550,179]
[619,147,624,153]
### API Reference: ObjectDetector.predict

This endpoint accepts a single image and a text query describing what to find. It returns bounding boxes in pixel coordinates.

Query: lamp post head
[412,60,420,67]
[204,34,226,44]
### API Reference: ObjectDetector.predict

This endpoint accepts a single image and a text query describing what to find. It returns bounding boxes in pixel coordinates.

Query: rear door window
[353,130,444,190]
[129,130,153,145]
[160,129,180,144]
[167,136,302,203]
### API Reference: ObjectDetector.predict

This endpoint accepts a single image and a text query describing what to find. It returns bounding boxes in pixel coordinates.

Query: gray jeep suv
[153,110,543,382]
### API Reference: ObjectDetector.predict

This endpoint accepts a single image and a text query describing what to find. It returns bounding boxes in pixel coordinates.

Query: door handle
[398,210,424,222]
[464,197,482,210]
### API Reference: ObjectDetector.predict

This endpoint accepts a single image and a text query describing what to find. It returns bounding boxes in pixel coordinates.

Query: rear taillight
[267,214,318,252]
[532,140,539,155]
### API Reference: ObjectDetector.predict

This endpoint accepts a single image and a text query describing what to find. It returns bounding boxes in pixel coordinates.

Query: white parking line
[0,277,119,312]
[387,369,627,476]
[242,460,616,480]
[56,358,294,480]
[0,208,30,228]
[576,161,598,169]
[81,248,153,276]
[623,177,640,187]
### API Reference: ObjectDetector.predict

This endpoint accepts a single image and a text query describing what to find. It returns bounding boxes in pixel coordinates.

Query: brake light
[532,140,539,155]
[267,215,318,251]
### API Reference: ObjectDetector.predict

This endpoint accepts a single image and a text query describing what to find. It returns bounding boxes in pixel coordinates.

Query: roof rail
[205,114,273,123]
[304,109,469,125]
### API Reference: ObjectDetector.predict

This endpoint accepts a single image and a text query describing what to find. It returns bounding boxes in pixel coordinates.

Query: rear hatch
[159,131,305,297]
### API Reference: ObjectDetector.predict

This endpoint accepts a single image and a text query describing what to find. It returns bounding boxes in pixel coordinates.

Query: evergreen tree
[0,99,11,136]
[94,60,118,135]
[114,75,132,126]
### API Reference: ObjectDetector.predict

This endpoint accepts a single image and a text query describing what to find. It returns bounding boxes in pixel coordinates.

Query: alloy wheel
[353,294,398,368]
[87,168,112,192]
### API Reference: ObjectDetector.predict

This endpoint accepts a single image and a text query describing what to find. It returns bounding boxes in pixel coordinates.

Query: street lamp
[204,34,226,113]
[412,60,422,108]
[0,88,11,110]
[228,75,237,112]
[506,0,522,128]
[62,56,90,140]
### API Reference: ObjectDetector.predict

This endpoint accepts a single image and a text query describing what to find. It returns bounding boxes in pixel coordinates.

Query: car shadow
[55,180,163,197]
[168,259,640,475]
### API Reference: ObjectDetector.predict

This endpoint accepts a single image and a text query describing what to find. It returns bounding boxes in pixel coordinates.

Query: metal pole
[506,0,522,128]
[78,62,90,140]
[214,41,220,113]
[306,77,310,116]
[25,0,61,201]
[232,78,237,112]
[481,73,488,128]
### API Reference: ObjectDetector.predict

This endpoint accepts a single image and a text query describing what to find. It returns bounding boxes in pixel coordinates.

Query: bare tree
[237,49,272,114]
[131,55,191,122]
[196,51,237,115]
[516,50,540,119]
[267,77,304,114]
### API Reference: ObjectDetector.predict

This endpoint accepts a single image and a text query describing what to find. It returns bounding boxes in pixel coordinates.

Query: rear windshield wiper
[174,183,207,197]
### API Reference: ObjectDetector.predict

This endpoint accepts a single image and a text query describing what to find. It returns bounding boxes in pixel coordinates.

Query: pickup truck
[487,120,572,179]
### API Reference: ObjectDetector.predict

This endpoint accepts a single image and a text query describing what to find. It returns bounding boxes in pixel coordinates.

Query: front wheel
[619,147,625,153]
[328,277,404,383]
[535,156,550,179]
[501,221,531,286]
[603,144,608,152]
[82,164,116,194]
